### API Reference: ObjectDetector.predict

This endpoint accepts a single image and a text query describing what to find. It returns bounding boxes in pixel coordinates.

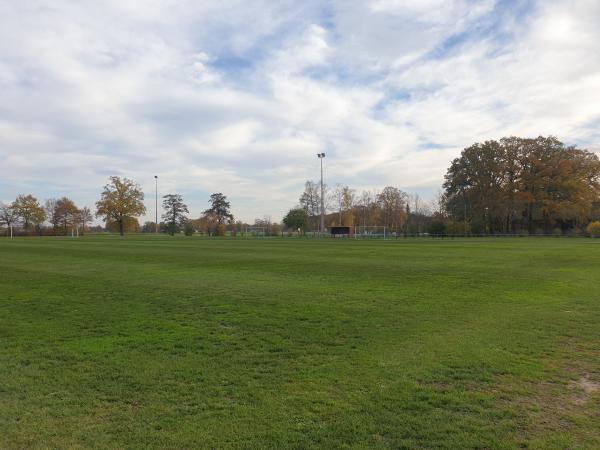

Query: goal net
[354,226,388,239]
[245,227,266,238]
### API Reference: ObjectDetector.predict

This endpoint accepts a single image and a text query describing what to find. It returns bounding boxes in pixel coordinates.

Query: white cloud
[270,24,332,74]
[383,0,600,147]
[0,0,599,223]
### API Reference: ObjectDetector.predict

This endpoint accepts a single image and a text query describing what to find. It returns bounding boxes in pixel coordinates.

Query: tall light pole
[464,197,467,236]
[317,152,326,235]
[154,175,158,233]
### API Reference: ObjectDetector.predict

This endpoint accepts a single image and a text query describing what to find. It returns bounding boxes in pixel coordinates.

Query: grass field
[1,236,599,449]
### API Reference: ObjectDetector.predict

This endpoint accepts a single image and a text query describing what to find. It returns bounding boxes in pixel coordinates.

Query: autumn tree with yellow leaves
[95,177,146,236]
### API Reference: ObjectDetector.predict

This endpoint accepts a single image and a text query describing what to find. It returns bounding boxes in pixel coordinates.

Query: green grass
[1,236,599,449]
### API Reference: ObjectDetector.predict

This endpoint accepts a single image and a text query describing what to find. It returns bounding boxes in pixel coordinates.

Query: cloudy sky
[1,0,599,223]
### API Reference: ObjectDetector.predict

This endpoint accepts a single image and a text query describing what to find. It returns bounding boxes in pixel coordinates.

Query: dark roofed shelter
[330,226,351,238]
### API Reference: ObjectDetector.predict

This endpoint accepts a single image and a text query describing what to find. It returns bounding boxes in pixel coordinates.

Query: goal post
[244,226,266,238]
[354,226,388,239]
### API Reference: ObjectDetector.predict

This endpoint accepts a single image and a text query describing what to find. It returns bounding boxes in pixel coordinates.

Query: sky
[1,0,599,223]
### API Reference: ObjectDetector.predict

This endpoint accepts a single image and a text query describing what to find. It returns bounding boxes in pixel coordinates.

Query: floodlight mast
[317,152,326,234]
[154,175,158,233]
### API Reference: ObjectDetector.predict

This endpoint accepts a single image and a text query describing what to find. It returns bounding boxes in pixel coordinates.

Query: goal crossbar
[354,226,388,239]
[244,227,266,238]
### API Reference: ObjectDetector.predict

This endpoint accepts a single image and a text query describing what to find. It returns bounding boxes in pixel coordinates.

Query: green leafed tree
[183,222,195,236]
[162,194,189,235]
[204,193,233,225]
[95,176,146,236]
[283,208,309,233]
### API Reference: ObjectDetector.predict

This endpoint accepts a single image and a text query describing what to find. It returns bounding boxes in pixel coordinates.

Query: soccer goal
[245,227,266,238]
[354,226,388,239]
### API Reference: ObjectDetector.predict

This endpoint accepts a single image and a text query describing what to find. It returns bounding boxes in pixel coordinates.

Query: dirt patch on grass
[499,374,600,448]
[570,376,600,405]
[577,376,599,394]
[499,343,600,447]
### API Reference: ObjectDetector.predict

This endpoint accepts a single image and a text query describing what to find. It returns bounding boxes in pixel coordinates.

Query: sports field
[1,236,599,449]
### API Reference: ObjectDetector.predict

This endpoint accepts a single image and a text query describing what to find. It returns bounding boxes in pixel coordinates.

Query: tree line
[442,136,600,235]
[2,135,599,237]
[0,195,94,236]
[283,136,600,236]
[0,176,239,237]
[283,183,432,235]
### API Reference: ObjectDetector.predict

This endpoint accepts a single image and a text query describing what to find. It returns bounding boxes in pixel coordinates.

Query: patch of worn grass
[1,236,599,448]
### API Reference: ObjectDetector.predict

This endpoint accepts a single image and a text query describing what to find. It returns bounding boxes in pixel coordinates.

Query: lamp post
[462,186,467,236]
[154,175,158,233]
[317,152,326,235]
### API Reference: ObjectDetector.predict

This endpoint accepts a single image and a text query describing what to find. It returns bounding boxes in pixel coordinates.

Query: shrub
[216,223,226,236]
[445,220,468,235]
[183,223,195,236]
[428,221,446,236]
[586,221,600,237]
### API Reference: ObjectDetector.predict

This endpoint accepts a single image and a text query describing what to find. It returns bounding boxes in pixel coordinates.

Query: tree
[340,186,356,226]
[95,176,146,236]
[330,184,347,226]
[141,221,157,233]
[192,214,217,236]
[55,197,79,235]
[428,221,447,236]
[230,220,244,236]
[12,194,46,234]
[183,222,195,236]
[78,207,94,234]
[32,208,46,235]
[106,217,140,233]
[44,198,60,232]
[162,194,189,235]
[204,193,233,225]
[270,222,282,237]
[443,136,600,234]
[356,190,379,227]
[253,216,274,235]
[283,208,309,232]
[0,202,18,236]
[331,184,355,226]
[299,181,322,230]
[408,194,427,234]
[45,197,81,235]
[377,187,408,233]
